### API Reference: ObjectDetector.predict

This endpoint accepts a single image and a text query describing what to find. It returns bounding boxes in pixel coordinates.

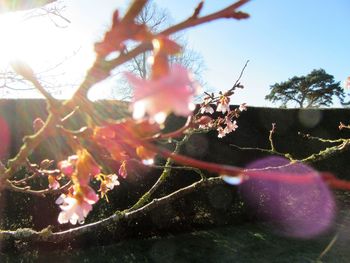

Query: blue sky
[0,0,349,107]
[154,0,350,107]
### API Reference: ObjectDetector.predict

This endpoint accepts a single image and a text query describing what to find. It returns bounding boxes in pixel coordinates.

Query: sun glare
[0,8,96,98]
[1,11,82,65]
[0,13,19,68]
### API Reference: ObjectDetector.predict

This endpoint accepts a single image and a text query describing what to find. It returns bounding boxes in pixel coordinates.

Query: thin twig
[230,59,249,91]
[6,180,72,197]
[317,233,338,261]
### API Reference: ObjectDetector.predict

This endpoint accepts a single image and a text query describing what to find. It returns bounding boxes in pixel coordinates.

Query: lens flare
[0,115,10,160]
[240,156,335,238]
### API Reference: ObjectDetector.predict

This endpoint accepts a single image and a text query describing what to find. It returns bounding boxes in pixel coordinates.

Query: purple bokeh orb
[239,156,335,238]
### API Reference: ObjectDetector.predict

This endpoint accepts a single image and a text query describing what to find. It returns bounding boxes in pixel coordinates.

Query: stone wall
[1,99,350,231]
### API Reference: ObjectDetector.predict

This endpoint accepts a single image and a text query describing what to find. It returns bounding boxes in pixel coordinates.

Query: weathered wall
[1,99,350,231]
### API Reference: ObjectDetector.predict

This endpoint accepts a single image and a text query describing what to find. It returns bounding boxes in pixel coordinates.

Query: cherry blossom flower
[58,155,78,176]
[200,105,214,114]
[217,126,227,138]
[126,64,198,124]
[56,185,99,225]
[57,196,92,225]
[98,174,120,200]
[239,103,247,112]
[224,119,238,134]
[217,118,238,138]
[216,95,230,114]
[105,174,120,190]
[58,150,101,186]
[200,97,214,114]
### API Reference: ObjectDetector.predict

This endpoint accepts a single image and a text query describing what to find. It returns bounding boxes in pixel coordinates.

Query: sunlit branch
[298,131,347,144]
[161,0,250,36]
[2,113,58,184]
[61,106,80,122]
[269,123,276,152]
[67,0,250,109]
[11,173,37,185]
[6,180,72,197]
[11,61,59,108]
[230,143,287,158]
[300,139,350,163]
[229,60,249,92]
[0,176,225,247]
[231,124,350,164]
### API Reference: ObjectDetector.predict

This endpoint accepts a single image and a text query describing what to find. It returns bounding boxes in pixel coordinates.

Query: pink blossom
[105,174,120,190]
[58,155,78,176]
[98,174,120,200]
[56,186,99,225]
[57,196,93,225]
[224,119,238,134]
[200,105,214,114]
[216,96,230,114]
[126,64,198,124]
[239,103,247,112]
[217,126,227,138]
[200,97,214,114]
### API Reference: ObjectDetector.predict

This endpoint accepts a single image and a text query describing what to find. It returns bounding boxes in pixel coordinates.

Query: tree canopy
[265,69,344,108]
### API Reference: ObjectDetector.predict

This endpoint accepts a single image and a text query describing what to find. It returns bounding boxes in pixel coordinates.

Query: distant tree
[265,69,344,108]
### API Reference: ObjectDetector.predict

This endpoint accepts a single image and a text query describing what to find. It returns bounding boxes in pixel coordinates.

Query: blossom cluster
[21,1,249,225]
[55,149,119,224]
[198,92,247,138]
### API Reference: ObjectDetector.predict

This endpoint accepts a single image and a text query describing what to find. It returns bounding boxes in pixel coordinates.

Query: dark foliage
[265,69,344,108]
